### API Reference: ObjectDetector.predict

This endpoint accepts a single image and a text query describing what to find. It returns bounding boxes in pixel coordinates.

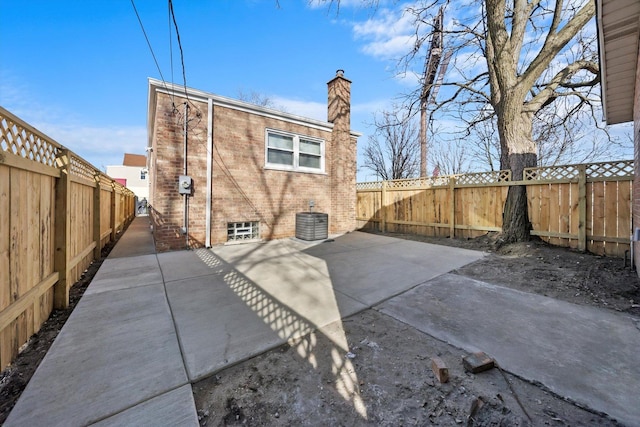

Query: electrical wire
[130,0,170,94]
[168,0,190,104]
[168,1,174,96]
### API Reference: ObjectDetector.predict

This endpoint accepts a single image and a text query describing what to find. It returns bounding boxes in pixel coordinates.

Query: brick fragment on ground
[463,351,495,374]
[431,356,449,383]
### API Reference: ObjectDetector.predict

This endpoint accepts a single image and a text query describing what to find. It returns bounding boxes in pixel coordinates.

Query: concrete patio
[5,216,639,426]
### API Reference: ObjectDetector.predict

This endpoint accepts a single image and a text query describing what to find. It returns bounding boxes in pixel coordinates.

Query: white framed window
[227,221,259,242]
[265,129,325,173]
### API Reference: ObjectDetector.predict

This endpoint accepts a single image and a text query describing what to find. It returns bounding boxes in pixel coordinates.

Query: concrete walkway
[5,216,639,426]
[5,217,484,426]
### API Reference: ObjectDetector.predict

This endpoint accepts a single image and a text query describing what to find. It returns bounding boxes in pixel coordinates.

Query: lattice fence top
[99,174,113,188]
[585,160,633,179]
[356,181,383,190]
[455,170,511,185]
[0,110,61,168]
[69,153,98,182]
[525,160,633,181]
[387,176,451,189]
[524,164,580,181]
[357,170,512,189]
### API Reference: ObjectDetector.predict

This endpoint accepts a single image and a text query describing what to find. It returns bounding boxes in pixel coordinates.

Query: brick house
[597,0,640,274]
[146,71,359,251]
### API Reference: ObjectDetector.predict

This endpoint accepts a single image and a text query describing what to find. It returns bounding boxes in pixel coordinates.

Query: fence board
[551,183,562,246]
[603,182,617,257]
[528,184,541,233]
[100,187,112,248]
[567,183,579,249]
[539,185,551,244]
[26,172,39,338]
[40,176,55,283]
[590,182,605,255]
[618,180,632,255]
[10,169,26,302]
[0,166,9,313]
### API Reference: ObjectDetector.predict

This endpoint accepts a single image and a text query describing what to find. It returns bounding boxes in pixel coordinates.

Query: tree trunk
[420,97,427,177]
[502,152,536,242]
[497,107,537,243]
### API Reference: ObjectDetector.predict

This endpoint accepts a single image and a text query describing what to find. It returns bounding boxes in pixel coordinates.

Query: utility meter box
[178,175,192,195]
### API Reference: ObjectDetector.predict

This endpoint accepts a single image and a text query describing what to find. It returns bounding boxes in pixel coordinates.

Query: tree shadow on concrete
[191,247,368,419]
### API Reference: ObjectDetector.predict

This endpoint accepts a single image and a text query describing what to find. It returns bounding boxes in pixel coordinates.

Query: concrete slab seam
[162,271,225,285]
[187,339,291,384]
[155,253,193,383]
[368,273,452,310]
[85,280,166,296]
[85,383,193,426]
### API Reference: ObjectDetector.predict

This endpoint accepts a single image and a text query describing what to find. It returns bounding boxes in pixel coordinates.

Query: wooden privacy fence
[0,106,135,370]
[356,160,633,258]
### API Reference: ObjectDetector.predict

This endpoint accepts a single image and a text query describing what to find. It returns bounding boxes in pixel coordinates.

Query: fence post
[578,164,587,251]
[110,182,117,241]
[449,177,456,238]
[93,173,102,259]
[53,150,71,309]
[380,181,387,233]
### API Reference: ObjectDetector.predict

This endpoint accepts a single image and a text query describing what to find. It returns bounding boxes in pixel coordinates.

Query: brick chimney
[327,69,356,234]
[327,69,351,127]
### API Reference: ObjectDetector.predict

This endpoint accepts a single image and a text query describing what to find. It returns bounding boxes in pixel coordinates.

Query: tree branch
[526,59,598,112]
[519,0,595,91]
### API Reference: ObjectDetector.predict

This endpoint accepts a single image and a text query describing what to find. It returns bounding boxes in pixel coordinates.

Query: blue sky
[0,0,633,181]
[0,0,408,181]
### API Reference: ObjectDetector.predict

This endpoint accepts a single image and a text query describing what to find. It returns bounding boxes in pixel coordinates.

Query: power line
[168,1,174,91]
[168,0,190,103]
[130,0,169,90]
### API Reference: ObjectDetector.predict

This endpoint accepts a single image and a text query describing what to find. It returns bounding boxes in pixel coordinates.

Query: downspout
[205,98,213,247]
[183,102,189,249]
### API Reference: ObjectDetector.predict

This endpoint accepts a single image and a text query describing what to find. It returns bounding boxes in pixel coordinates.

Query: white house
[106,153,149,200]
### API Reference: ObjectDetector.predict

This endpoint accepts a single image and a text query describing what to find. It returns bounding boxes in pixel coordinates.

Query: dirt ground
[1,231,638,426]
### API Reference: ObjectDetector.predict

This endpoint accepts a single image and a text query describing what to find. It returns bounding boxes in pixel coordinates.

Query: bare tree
[321,0,605,242]
[361,109,420,180]
[237,89,287,112]
[429,139,469,175]
[395,0,599,242]
[467,100,615,170]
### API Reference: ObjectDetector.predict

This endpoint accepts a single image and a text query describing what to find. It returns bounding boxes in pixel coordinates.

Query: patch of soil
[194,310,617,426]
[0,229,127,425]
[388,231,640,316]
[193,232,637,426]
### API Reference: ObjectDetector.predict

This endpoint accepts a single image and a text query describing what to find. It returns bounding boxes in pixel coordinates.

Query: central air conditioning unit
[295,212,328,241]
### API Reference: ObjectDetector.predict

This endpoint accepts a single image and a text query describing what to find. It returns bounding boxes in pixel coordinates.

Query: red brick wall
[149,95,209,251]
[150,82,357,251]
[634,43,640,276]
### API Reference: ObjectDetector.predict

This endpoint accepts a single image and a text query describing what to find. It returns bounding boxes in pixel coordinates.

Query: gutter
[206,98,213,248]
[595,0,608,123]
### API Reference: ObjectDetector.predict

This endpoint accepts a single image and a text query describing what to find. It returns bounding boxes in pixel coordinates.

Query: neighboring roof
[146,78,362,151]
[597,0,640,124]
[123,153,147,167]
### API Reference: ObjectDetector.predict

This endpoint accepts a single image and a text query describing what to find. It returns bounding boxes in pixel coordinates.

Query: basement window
[265,129,324,173]
[227,221,260,242]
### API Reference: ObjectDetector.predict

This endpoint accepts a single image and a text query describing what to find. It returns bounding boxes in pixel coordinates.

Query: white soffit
[598,0,640,124]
